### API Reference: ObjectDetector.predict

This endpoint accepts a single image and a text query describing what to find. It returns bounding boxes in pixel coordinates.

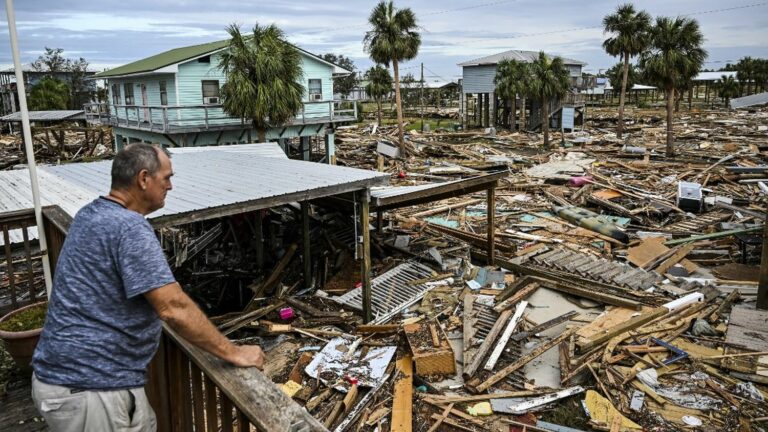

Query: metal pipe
[4,0,53,295]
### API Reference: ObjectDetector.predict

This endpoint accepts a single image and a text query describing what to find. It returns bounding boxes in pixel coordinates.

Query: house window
[124,83,135,105]
[308,79,322,101]
[202,80,220,104]
[111,83,121,105]
[198,55,211,63]
[159,81,168,105]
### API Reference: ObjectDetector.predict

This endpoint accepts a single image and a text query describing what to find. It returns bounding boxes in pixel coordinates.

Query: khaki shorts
[31,373,157,432]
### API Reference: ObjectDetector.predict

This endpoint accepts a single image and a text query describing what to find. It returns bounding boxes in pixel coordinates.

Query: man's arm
[144,282,264,370]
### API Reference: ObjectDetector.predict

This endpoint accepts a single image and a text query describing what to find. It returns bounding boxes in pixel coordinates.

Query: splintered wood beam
[576,307,667,352]
[485,300,528,371]
[463,294,478,370]
[493,282,539,312]
[470,326,579,394]
[391,355,413,432]
[463,308,513,379]
[487,185,496,264]
[654,243,695,275]
[360,190,372,323]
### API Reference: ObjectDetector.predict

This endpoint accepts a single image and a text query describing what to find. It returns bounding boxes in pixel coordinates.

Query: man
[31,143,264,431]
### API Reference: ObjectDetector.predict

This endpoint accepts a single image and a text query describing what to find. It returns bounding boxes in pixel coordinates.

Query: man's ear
[137,169,150,191]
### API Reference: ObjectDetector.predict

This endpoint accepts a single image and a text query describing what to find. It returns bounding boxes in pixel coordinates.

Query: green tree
[527,52,570,149]
[755,59,768,92]
[605,62,638,97]
[68,57,92,109]
[494,59,530,131]
[28,77,70,110]
[715,74,738,108]
[322,53,357,98]
[364,0,421,156]
[602,3,651,139]
[365,65,393,126]
[218,23,304,143]
[736,57,755,95]
[639,16,706,157]
[31,47,68,73]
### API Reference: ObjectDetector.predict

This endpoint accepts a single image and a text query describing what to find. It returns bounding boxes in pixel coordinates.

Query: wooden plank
[471,326,579,393]
[462,294,478,371]
[426,403,454,432]
[391,355,413,432]
[577,306,655,340]
[487,186,496,264]
[493,282,539,312]
[221,395,234,432]
[485,300,527,371]
[725,306,768,351]
[655,243,695,274]
[577,307,668,352]
[462,308,513,379]
[204,376,218,432]
[191,363,206,432]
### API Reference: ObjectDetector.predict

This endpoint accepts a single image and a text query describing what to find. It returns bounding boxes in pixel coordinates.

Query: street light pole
[4,0,54,296]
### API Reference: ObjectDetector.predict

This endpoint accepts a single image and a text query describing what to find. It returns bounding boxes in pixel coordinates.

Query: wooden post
[301,201,311,290]
[360,190,372,323]
[486,185,496,265]
[758,219,768,310]
[255,210,264,269]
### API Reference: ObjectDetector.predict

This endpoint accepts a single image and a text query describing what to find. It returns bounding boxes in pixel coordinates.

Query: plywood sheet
[726,306,768,351]
[627,237,667,268]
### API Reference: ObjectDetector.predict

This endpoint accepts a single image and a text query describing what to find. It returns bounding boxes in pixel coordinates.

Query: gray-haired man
[31,143,264,431]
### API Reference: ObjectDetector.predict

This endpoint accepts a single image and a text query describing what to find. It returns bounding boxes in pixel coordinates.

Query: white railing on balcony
[83,100,357,133]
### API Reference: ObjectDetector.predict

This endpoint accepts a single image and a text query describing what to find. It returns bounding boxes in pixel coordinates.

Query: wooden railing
[83,100,358,134]
[0,206,71,316]
[147,326,326,432]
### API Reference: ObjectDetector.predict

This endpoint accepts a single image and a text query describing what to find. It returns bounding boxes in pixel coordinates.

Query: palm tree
[527,52,570,149]
[602,4,651,140]
[736,56,755,95]
[364,1,421,156]
[494,59,529,131]
[28,77,70,110]
[715,75,739,108]
[639,16,706,157]
[365,65,393,126]
[218,23,304,142]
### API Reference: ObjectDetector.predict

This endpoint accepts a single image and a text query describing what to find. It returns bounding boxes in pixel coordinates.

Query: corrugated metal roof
[371,172,506,210]
[167,143,287,159]
[0,110,85,122]
[694,71,738,82]
[458,50,587,67]
[0,152,389,244]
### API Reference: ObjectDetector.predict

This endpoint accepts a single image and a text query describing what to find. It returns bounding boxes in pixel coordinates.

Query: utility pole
[420,62,424,132]
[758,218,768,310]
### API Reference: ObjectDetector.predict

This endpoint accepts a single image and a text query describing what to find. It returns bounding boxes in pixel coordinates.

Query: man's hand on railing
[227,345,265,370]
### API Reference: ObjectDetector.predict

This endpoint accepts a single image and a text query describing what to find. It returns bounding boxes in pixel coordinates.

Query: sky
[1,0,767,84]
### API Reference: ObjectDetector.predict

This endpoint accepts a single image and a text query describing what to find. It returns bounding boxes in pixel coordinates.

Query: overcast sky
[1,0,767,83]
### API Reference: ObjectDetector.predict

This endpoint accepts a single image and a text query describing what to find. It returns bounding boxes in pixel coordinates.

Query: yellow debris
[467,402,493,416]
[279,380,302,397]
[584,390,642,431]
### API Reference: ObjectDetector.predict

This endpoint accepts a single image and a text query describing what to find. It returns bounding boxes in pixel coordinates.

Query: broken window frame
[111,83,121,105]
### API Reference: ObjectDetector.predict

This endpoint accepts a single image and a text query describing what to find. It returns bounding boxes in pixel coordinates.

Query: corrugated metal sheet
[462,65,498,94]
[730,91,768,109]
[0,152,389,244]
[167,143,287,159]
[0,110,85,122]
[458,50,586,67]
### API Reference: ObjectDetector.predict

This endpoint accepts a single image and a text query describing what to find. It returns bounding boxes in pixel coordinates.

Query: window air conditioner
[204,97,220,104]
[311,93,322,101]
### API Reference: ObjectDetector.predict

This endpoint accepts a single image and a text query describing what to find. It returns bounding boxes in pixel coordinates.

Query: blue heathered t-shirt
[32,197,176,390]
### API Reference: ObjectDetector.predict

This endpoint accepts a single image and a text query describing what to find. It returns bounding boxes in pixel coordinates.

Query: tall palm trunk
[258,128,266,143]
[665,86,675,157]
[376,98,382,126]
[542,96,550,149]
[510,97,517,131]
[519,97,526,130]
[617,52,630,139]
[392,58,406,156]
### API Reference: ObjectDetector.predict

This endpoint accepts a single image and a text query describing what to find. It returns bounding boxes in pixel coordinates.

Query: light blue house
[86,39,356,163]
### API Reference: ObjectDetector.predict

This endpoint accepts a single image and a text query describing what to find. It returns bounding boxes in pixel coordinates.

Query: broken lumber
[576,307,667,352]
[484,300,527,371]
[469,326,579,393]
[391,355,413,432]
[463,308,513,379]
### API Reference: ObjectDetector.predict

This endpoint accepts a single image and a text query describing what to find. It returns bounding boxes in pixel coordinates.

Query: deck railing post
[163,108,169,133]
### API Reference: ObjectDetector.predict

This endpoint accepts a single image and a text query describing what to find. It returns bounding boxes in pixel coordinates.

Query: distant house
[458,50,587,131]
[0,65,98,116]
[86,39,355,162]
